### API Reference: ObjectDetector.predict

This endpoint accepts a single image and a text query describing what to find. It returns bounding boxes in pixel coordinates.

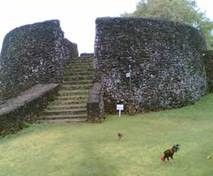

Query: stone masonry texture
[95,17,207,113]
[204,50,213,92]
[0,20,78,100]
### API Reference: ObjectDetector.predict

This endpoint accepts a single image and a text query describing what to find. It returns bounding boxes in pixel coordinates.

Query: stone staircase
[38,58,94,122]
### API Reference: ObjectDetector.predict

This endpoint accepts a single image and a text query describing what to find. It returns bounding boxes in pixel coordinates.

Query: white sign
[116,104,124,111]
[116,104,124,117]
[126,72,130,78]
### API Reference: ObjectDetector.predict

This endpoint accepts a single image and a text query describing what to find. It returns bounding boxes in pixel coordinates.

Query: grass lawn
[0,94,213,176]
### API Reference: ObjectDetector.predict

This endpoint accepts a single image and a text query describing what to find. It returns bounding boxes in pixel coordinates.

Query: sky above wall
[0,0,212,54]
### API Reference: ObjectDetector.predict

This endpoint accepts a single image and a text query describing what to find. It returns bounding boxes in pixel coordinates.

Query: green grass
[0,94,213,176]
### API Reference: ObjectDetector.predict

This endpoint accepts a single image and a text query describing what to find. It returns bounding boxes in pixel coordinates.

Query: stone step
[38,114,87,120]
[64,68,94,73]
[39,114,87,120]
[38,118,87,123]
[66,65,94,70]
[64,64,94,69]
[71,57,94,63]
[71,58,93,61]
[63,71,94,76]
[63,75,94,81]
[55,95,88,101]
[58,90,89,96]
[60,84,92,90]
[50,99,87,105]
[43,108,87,116]
[62,80,92,85]
[67,61,93,66]
[46,104,86,110]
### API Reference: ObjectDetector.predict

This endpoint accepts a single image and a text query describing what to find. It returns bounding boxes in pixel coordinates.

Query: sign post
[116,104,124,117]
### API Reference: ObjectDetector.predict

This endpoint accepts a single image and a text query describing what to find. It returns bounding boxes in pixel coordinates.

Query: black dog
[161,144,180,161]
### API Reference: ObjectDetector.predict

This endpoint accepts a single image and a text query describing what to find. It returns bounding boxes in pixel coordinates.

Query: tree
[123,0,213,49]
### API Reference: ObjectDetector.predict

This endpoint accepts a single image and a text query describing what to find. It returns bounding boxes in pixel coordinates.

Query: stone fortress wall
[0,20,78,100]
[203,50,213,92]
[95,17,207,113]
[0,17,211,116]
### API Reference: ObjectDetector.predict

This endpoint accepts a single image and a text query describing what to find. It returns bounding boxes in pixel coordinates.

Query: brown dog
[161,144,180,161]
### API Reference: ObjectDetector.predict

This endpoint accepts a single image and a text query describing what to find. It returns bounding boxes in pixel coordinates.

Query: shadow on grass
[71,144,120,176]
